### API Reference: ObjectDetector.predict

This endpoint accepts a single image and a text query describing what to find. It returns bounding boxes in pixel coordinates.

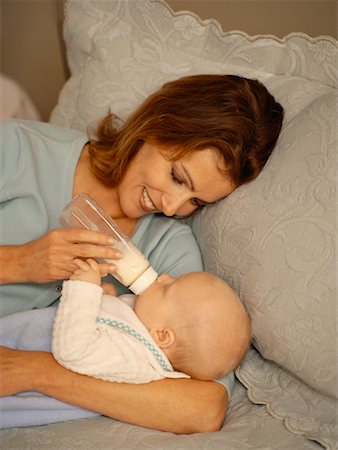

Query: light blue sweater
[0,119,203,317]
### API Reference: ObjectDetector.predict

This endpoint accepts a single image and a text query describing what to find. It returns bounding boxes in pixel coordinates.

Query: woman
[0,74,283,433]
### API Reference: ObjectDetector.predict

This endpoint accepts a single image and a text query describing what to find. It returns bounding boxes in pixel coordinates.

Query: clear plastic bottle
[59,193,158,294]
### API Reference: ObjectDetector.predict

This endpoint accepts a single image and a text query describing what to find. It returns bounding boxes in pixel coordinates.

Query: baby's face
[134,273,192,328]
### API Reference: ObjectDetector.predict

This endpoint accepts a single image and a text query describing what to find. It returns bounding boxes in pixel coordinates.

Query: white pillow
[50,0,338,447]
[50,0,337,131]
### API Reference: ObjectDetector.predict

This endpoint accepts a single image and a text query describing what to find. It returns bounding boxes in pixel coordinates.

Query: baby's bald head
[168,272,251,380]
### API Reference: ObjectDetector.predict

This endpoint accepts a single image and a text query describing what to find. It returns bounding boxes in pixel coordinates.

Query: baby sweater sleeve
[52,280,104,369]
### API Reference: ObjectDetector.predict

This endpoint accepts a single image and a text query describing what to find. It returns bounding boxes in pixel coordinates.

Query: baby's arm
[69,258,102,284]
[71,258,117,296]
[52,258,105,370]
[52,261,147,383]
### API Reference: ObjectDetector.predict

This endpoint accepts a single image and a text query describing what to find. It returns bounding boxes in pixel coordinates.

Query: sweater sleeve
[52,280,104,368]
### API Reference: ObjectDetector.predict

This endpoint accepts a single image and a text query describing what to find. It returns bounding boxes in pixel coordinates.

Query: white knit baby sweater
[52,280,189,383]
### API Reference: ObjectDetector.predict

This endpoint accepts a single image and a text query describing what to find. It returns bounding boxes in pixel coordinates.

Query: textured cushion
[192,88,337,448]
[50,0,338,448]
[51,0,337,131]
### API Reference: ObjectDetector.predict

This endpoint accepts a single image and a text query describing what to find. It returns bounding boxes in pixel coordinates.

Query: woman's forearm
[33,352,228,433]
[0,245,30,284]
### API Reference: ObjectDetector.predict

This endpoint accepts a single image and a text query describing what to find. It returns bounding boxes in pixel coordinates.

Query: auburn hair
[88,74,284,188]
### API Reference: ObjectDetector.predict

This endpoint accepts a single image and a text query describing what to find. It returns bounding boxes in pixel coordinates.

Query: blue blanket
[0,307,98,428]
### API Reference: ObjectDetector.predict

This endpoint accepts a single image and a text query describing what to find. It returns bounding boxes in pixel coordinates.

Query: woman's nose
[161,192,191,217]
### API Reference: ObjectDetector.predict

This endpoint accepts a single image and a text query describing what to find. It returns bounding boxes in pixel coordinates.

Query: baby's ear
[149,328,175,349]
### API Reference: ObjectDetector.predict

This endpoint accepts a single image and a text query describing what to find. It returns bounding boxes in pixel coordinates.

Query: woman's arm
[0,229,120,285]
[0,347,227,433]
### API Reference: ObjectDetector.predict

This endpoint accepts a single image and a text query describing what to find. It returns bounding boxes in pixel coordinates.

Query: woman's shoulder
[0,118,86,144]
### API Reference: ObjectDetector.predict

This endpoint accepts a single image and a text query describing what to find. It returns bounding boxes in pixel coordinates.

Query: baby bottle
[59,193,158,294]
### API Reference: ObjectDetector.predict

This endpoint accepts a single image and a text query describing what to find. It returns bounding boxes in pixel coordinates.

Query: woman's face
[117,142,235,218]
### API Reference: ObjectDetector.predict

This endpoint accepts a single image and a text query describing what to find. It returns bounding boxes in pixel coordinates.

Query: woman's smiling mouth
[142,187,156,211]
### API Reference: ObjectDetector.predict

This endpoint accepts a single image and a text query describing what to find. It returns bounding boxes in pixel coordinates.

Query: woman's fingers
[56,229,123,261]
[61,228,116,246]
[17,228,122,283]
[71,242,122,261]
[49,229,122,259]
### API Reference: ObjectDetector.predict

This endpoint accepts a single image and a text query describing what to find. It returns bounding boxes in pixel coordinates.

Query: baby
[52,258,251,383]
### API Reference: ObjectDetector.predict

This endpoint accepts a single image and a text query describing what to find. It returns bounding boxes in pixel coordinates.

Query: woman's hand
[0,229,122,284]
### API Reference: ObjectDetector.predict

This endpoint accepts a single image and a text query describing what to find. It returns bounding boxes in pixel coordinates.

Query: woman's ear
[149,328,175,349]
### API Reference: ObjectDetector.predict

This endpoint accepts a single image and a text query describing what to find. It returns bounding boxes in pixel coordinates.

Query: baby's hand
[70,258,101,285]
[101,283,117,296]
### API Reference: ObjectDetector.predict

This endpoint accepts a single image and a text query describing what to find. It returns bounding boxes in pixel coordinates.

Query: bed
[1,1,337,448]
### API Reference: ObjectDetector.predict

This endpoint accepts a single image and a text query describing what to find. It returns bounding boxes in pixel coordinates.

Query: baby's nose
[157,273,174,284]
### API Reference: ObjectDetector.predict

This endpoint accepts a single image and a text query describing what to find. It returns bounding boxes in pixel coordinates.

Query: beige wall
[1,0,66,121]
[166,0,338,39]
[1,0,337,121]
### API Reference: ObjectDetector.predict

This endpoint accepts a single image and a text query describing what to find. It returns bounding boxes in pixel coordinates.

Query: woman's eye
[171,168,183,185]
[191,198,214,208]
[191,198,202,207]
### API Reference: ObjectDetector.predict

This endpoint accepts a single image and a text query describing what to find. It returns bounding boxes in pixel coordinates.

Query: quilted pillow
[50,0,337,130]
[50,0,338,448]
[192,88,337,449]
